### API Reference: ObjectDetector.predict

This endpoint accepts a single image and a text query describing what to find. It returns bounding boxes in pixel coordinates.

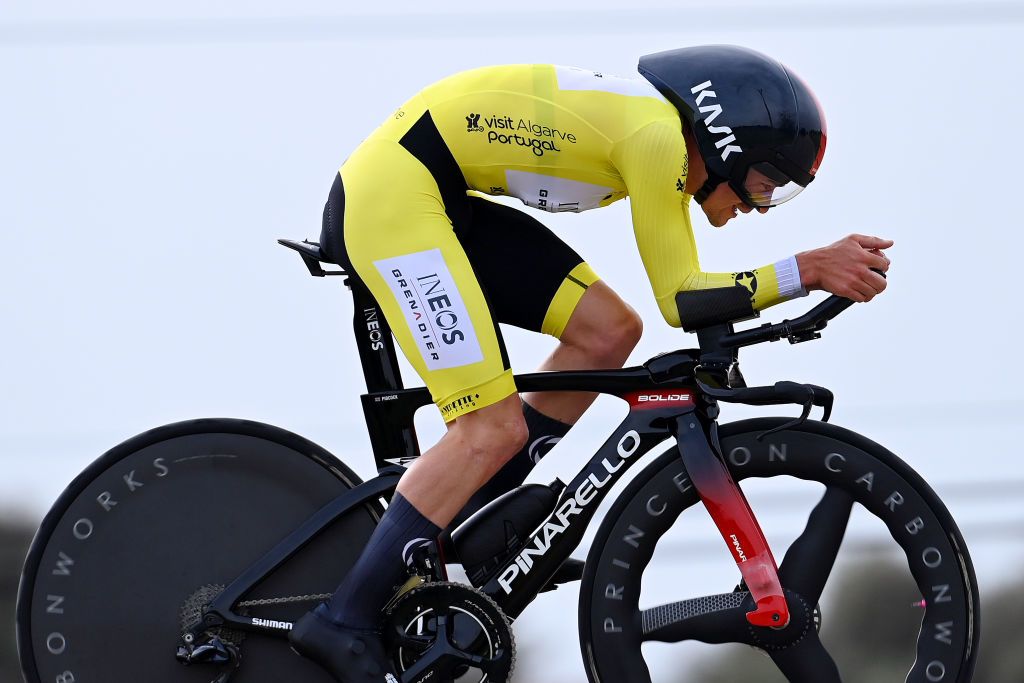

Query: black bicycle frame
[204,246,848,637]
[201,273,711,633]
[477,392,689,616]
[203,349,706,633]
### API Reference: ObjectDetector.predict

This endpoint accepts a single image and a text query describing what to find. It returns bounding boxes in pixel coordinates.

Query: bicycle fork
[674,416,791,628]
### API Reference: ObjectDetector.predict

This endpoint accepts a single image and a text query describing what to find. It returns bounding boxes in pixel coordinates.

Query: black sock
[319,492,440,630]
[450,402,573,530]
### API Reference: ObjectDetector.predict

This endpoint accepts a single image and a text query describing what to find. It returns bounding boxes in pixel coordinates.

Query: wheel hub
[744,589,821,651]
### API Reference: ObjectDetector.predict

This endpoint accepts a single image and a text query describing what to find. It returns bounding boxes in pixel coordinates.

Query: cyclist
[289,45,891,682]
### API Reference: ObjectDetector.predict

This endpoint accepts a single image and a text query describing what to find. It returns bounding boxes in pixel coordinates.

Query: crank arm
[674,417,790,628]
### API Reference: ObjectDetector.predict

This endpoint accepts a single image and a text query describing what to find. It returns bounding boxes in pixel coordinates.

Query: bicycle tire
[16,417,383,683]
[579,417,979,683]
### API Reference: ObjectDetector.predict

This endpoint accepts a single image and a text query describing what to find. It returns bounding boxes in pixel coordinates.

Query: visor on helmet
[733,162,807,208]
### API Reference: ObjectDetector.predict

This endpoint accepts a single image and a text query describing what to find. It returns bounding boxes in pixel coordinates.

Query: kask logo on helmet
[690,80,743,161]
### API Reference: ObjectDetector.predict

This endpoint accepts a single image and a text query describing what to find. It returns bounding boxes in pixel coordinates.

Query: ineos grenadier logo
[373,249,484,371]
[364,307,385,351]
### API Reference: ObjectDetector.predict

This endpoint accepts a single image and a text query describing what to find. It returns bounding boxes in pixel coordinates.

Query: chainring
[384,582,515,683]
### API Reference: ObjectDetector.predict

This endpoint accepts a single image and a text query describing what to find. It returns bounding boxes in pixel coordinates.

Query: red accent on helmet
[810,131,827,177]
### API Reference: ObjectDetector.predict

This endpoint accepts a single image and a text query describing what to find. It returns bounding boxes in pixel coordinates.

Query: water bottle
[451,481,564,586]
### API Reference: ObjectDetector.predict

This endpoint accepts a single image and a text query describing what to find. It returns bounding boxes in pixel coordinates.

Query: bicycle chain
[236,592,332,608]
[235,574,424,608]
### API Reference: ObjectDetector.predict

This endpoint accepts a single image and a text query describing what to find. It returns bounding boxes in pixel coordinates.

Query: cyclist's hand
[797,234,893,302]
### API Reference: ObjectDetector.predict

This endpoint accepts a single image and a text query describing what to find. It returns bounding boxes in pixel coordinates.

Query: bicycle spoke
[767,630,842,682]
[778,487,854,603]
[641,593,754,644]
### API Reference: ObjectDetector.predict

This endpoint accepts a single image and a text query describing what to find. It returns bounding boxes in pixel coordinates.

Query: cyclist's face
[701,183,768,227]
[743,168,780,208]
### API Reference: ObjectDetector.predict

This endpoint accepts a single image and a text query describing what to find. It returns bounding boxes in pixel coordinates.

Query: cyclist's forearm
[651,256,807,326]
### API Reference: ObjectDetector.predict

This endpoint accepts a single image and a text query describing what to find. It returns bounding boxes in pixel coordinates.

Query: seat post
[347,277,404,393]
[348,276,425,471]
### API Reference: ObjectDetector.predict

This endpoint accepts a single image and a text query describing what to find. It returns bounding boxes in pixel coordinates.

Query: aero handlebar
[719,294,854,349]
[679,269,885,352]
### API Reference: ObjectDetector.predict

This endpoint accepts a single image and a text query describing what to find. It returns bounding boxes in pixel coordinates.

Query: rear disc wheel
[17,418,382,683]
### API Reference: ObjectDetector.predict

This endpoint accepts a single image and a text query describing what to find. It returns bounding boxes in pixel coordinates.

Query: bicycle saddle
[278,239,349,277]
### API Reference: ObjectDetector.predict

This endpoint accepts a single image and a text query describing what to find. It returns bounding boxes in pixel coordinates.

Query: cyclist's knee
[562,283,643,364]
[449,395,528,474]
[607,305,643,356]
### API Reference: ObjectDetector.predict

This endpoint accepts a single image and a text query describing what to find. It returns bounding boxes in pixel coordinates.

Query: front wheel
[17,418,383,683]
[579,417,979,683]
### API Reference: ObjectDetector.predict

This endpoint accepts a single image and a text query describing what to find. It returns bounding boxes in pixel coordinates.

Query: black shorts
[321,173,598,337]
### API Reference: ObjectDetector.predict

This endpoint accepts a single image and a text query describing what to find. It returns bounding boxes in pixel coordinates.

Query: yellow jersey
[368,64,804,327]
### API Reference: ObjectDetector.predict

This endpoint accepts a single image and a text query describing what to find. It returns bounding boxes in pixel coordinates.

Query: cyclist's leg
[399,394,527,521]
[452,196,643,509]
[294,140,528,678]
[526,278,643,420]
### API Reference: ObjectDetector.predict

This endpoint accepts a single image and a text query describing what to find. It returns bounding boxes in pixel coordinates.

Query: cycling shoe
[289,608,398,683]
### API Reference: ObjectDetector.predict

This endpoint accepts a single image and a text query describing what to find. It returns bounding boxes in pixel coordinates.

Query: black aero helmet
[638,45,827,208]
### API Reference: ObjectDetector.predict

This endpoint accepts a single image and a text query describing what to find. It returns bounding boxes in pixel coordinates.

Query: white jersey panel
[504,170,614,213]
[373,249,484,370]
[554,66,668,101]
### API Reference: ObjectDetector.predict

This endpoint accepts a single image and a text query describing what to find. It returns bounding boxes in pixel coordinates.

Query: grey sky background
[3,2,1023,680]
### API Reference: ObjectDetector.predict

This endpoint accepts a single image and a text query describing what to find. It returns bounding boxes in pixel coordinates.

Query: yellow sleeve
[610,122,802,328]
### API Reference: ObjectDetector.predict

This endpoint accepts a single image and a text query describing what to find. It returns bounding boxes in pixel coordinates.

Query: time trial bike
[16,237,980,683]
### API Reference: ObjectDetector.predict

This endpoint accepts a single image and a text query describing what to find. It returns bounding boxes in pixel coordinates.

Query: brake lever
[809,383,833,422]
[696,378,833,438]
[756,400,812,441]
[754,383,833,439]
